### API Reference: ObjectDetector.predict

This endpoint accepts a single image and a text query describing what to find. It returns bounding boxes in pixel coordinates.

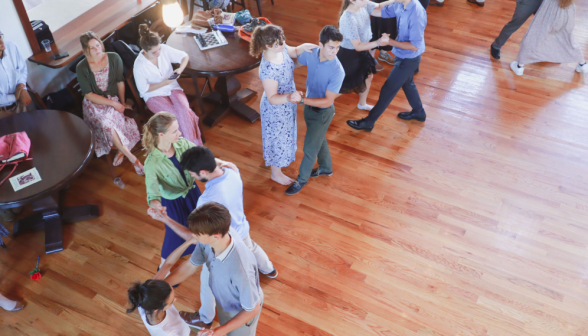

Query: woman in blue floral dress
[250,25,316,185]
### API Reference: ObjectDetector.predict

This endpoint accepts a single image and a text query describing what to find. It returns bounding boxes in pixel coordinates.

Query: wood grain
[2,0,588,335]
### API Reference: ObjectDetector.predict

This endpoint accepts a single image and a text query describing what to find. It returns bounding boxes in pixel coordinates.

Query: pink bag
[0,132,32,186]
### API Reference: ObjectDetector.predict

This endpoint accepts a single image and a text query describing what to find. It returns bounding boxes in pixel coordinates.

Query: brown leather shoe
[179,311,212,329]
[430,0,444,6]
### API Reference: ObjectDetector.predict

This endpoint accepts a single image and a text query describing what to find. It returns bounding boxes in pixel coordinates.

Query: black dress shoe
[310,167,333,178]
[285,181,307,195]
[490,45,500,59]
[346,119,374,132]
[398,111,426,122]
[467,0,484,6]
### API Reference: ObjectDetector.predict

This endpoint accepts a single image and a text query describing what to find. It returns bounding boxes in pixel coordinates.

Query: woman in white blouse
[133,24,203,145]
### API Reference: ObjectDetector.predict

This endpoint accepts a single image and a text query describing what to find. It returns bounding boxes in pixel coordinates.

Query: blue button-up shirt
[382,0,427,59]
[297,47,345,99]
[0,41,28,107]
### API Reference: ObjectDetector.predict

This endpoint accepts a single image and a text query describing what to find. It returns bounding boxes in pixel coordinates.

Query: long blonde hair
[142,112,177,155]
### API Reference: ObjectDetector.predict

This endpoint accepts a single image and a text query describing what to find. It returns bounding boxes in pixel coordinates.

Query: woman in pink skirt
[133,24,203,145]
[76,31,143,175]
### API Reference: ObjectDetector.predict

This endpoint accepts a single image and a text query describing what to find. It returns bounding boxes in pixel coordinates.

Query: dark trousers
[492,0,542,49]
[364,55,425,125]
[297,105,335,184]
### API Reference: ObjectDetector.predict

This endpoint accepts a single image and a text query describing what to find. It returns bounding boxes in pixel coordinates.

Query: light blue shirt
[339,1,377,49]
[382,0,427,59]
[297,48,345,99]
[0,41,28,107]
[190,228,261,314]
[196,168,250,239]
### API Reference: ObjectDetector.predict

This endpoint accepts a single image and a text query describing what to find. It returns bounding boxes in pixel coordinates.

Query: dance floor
[1,0,588,335]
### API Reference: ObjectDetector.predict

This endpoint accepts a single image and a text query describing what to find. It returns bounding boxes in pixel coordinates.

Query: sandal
[133,159,145,176]
[113,151,125,166]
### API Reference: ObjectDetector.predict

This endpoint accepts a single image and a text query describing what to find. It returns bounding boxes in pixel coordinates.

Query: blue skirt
[160,184,202,259]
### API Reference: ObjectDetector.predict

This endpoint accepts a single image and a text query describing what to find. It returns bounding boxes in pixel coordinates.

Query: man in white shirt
[0,31,31,119]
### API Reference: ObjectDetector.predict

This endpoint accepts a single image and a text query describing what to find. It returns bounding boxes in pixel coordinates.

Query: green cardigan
[76,52,124,97]
[144,138,198,205]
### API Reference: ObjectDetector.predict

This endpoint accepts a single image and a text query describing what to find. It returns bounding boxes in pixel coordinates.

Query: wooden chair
[26,84,47,110]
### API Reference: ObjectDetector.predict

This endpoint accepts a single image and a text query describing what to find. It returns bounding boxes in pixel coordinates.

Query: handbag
[191,9,223,28]
[0,132,32,186]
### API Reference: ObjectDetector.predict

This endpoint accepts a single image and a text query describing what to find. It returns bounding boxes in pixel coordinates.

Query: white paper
[175,24,208,35]
[9,168,42,192]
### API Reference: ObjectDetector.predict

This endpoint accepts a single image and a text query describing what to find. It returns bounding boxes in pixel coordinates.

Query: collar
[403,0,416,11]
[316,48,333,64]
[215,233,235,262]
[150,141,181,160]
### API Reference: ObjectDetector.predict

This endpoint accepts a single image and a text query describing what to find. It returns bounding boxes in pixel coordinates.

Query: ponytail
[138,23,162,51]
[142,112,177,155]
[127,280,172,318]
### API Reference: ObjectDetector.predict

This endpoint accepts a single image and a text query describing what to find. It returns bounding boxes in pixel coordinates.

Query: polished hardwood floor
[2,0,588,334]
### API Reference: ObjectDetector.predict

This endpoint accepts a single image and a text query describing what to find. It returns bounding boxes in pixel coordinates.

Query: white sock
[0,293,17,311]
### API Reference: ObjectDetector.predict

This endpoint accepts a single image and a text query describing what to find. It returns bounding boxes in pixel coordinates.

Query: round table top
[0,110,93,207]
[166,30,261,77]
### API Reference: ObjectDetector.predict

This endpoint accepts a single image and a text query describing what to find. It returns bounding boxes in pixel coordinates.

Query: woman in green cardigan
[76,31,143,175]
[143,112,236,266]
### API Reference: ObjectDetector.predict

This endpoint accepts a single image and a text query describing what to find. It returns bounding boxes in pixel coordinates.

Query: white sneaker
[576,63,588,73]
[510,61,524,76]
[357,103,374,111]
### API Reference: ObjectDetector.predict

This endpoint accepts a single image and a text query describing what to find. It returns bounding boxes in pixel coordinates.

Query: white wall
[1,0,75,97]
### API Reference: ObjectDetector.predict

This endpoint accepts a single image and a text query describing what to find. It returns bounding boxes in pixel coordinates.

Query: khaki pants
[0,102,28,119]
[216,289,264,336]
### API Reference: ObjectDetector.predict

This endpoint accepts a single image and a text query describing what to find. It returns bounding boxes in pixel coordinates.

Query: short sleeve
[366,1,377,14]
[339,14,361,42]
[381,4,398,18]
[326,68,345,95]
[297,50,309,66]
[235,266,261,311]
[189,243,207,266]
[163,44,188,64]
[76,61,93,96]
[111,53,124,83]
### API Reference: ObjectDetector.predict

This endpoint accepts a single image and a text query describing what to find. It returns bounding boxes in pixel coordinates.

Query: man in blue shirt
[347,0,427,132]
[0,31,31,120]
[285,25,346,196]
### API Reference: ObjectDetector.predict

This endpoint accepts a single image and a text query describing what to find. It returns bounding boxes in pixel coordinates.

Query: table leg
[12,195,99,254]
[202,75,260,127]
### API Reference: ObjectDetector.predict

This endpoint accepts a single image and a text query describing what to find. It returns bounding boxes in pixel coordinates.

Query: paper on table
[175,24,208,35]
[9,168,42,192]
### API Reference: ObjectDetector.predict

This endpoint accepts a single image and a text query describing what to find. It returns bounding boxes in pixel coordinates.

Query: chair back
[66,78,84,119]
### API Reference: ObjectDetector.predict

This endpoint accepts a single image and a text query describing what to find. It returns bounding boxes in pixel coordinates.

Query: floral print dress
[259,49,297,168]
[82,64,140,157]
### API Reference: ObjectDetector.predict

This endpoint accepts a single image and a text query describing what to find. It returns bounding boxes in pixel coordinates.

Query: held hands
[147,206,168,222]
[287,91,304,103]
[378,33,390,46]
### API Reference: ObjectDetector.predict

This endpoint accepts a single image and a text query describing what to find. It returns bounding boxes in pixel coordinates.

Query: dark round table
[0,110,99,254]
[167,30,261,127]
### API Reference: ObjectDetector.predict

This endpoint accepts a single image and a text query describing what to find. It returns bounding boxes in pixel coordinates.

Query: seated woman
[127,237,197,336]
[133,24,203,145]
[76,31,143,175]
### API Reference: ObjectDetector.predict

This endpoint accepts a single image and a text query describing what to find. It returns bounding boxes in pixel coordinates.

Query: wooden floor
[3,0,588,335]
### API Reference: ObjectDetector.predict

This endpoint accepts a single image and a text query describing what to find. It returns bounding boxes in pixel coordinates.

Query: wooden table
[27,0,157,68]
[166,30,261,127]
[0,110,99,254]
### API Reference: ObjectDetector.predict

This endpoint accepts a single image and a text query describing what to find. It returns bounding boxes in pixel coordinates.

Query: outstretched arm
[154,236,198,280]
[285,44,318,59]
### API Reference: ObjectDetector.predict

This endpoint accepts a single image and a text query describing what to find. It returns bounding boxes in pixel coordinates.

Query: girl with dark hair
[142,113,237,268]
[133,24,203,146]
[510,0,587,76]
[76,31,143,175]
[127,237,197,336]
[338,0,390,111]
[250,24,315,185]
